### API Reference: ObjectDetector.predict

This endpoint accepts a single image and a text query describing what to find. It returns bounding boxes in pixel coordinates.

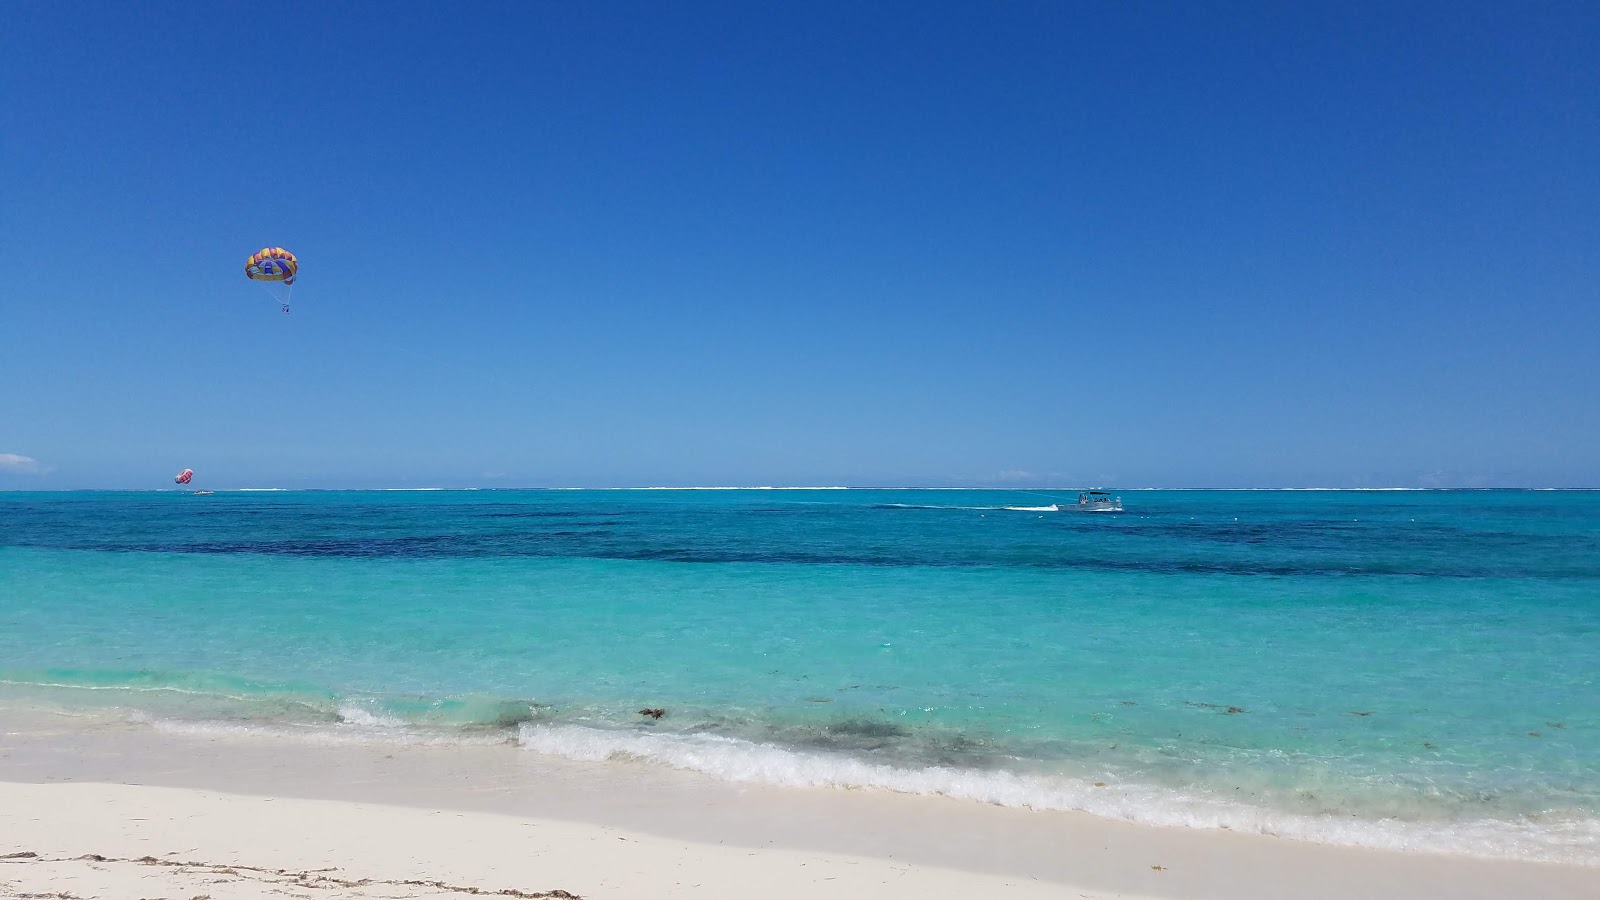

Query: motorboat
[1062,491,1122,512]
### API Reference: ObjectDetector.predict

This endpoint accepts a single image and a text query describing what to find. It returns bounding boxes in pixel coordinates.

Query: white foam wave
[334,704,409,728]
[66,704,1600,865]
[140,714,508,748]
[515,723,1600,866]
[0,678,273,703]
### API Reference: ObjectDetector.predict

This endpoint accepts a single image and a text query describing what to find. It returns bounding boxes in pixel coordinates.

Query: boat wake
[875,503,1061,512]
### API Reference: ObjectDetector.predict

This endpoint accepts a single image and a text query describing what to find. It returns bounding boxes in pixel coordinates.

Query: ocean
[1,488,1596,863]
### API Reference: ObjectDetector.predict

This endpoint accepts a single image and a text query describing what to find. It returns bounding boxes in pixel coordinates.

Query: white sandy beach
[1,708,1594,899]
[1,782,1111,900]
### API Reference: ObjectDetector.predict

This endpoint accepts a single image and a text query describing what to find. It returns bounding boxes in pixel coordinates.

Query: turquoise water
[2,489,1597,861]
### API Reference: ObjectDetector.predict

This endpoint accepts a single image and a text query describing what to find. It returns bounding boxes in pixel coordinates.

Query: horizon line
[3,486,1596,493]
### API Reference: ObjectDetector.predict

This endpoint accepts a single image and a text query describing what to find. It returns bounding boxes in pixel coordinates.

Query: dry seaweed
[6,852,583,899]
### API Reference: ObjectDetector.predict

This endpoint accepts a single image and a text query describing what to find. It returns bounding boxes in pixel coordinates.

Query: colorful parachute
[175,468,194,485]
[246,247,297,283]
[245,247,299,314]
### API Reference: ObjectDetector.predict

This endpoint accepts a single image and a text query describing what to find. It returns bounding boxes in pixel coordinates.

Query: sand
[0,782,1123,899]
[0,708,1594,899]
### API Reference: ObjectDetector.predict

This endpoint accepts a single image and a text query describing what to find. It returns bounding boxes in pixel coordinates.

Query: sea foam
[515,722,1600,866]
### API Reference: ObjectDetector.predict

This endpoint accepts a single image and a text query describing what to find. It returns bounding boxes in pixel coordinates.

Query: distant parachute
[245,247,298,314]
[175,468,194,485]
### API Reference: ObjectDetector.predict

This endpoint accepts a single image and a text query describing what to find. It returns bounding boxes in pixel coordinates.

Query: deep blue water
[2,489,1597,861]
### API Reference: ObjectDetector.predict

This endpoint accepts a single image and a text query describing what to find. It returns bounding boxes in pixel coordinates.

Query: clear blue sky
[3,2,1596,489]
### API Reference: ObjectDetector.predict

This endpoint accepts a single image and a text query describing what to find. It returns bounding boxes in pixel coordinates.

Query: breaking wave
[513,722,1600,865]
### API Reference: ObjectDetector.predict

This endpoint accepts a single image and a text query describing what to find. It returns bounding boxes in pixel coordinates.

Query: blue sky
[2,2,1596,488]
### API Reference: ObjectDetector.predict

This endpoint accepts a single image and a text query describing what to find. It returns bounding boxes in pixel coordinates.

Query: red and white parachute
[174,468,194,485]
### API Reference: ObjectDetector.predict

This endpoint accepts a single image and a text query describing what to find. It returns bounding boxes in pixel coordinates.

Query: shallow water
[2,489,1597,861]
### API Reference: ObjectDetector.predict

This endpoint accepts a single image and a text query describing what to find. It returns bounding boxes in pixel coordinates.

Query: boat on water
[1061,491,1122,512]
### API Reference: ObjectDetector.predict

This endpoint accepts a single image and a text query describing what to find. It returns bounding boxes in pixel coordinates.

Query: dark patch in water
[919,732,1001,769]
[8,494,1600,580]
[481,701,547,729]
[826,718,910,739]
[480,510,625,519]
[20,533,1593,578]
[1186,701,1247,714]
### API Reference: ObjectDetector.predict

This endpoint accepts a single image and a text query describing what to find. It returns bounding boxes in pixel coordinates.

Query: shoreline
[3,683,1592,868]
[2,708,1594,898]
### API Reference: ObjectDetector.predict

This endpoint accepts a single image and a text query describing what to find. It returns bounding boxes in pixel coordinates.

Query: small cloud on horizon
[1415,469,1497,489]
[983,469,1086,486]
[0,453,45,474]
